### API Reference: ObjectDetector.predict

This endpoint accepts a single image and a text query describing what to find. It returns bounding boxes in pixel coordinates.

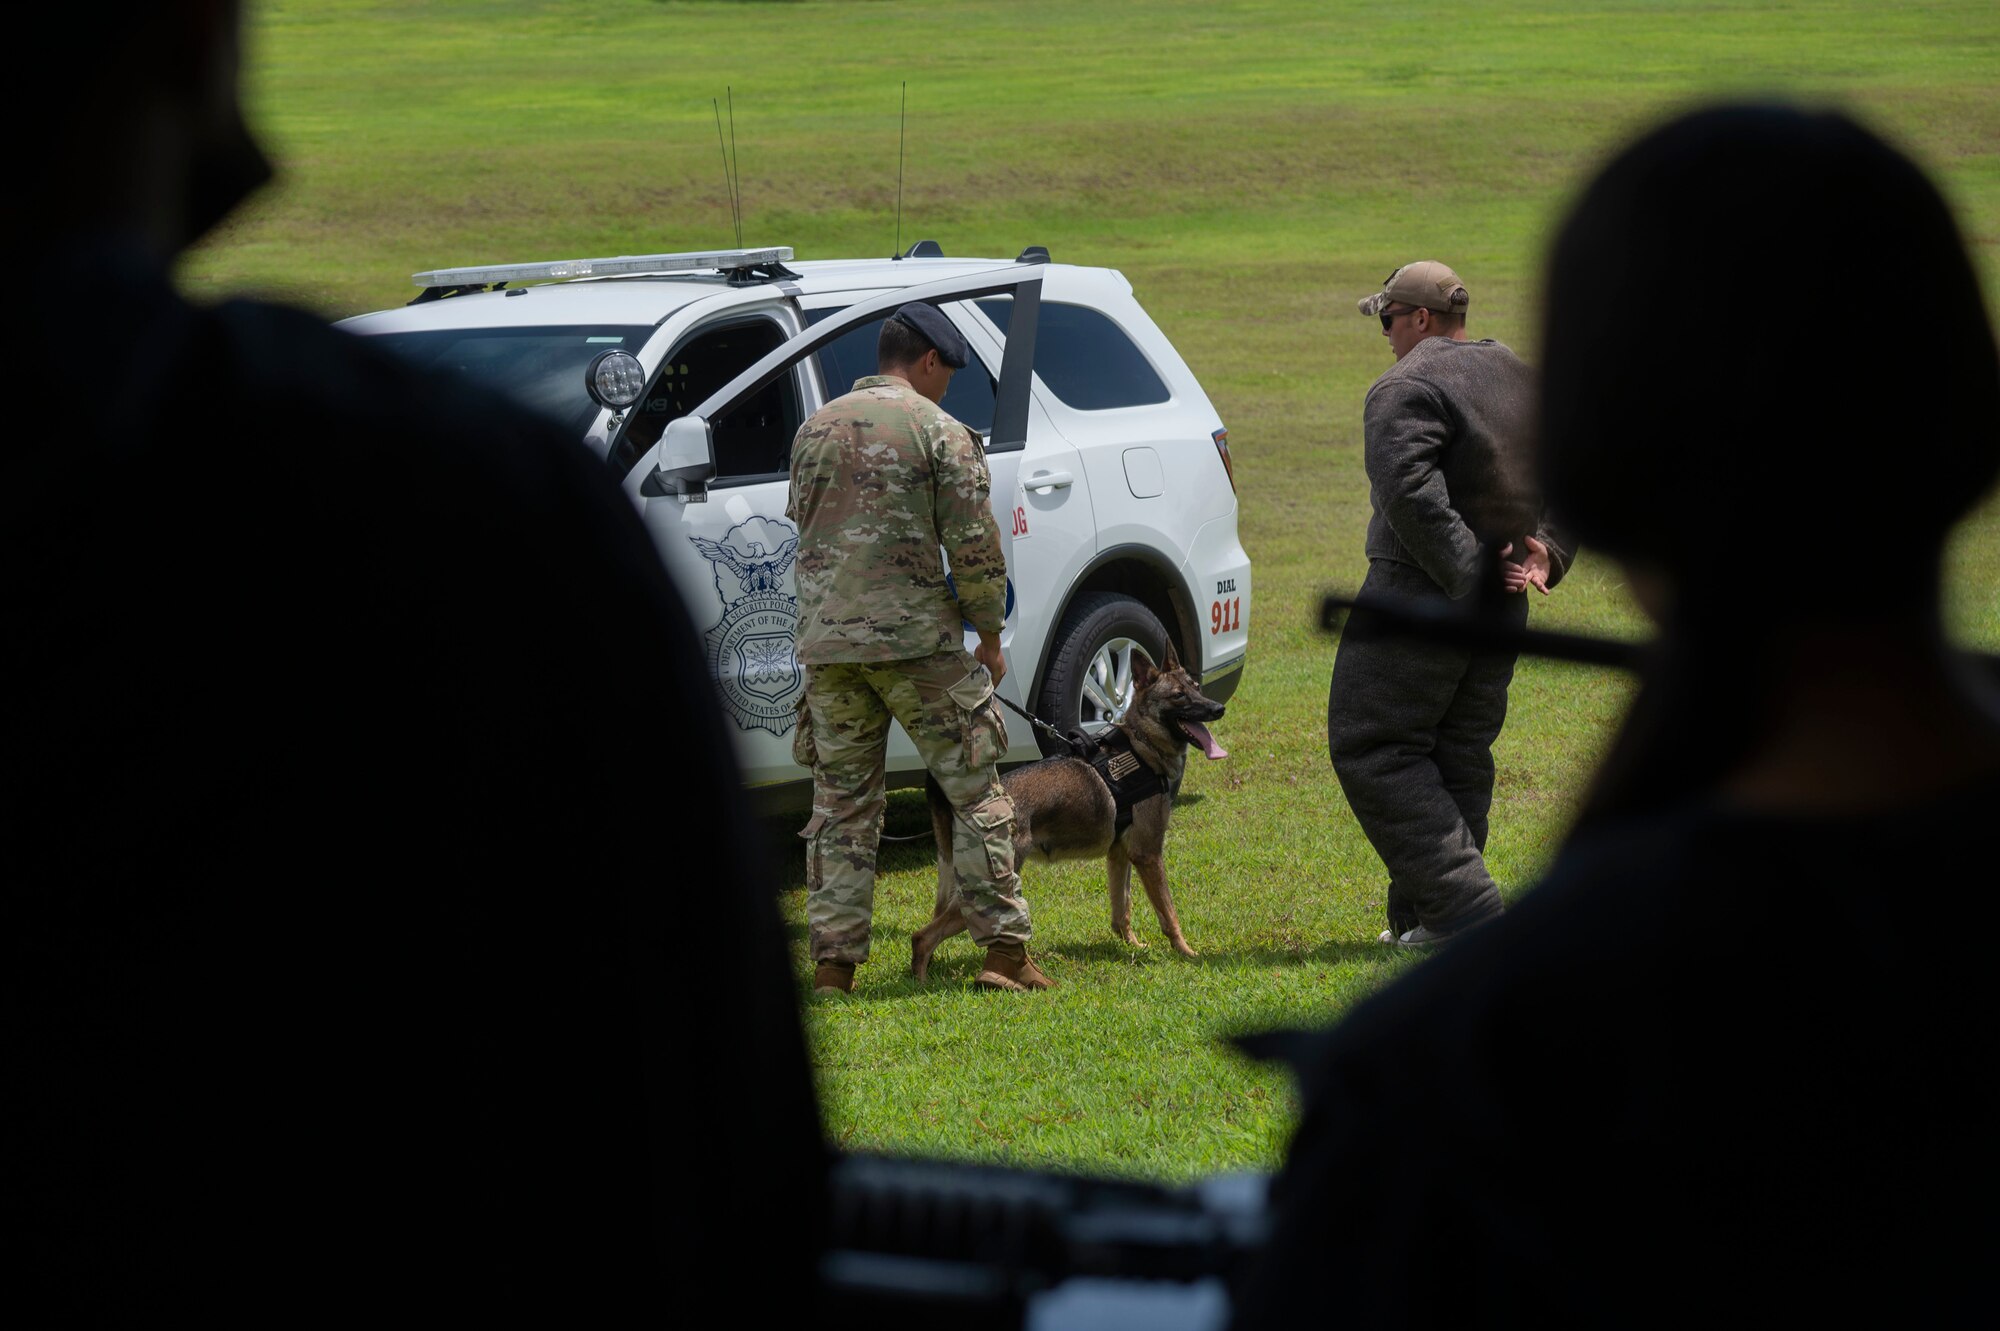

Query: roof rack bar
[410,246,796,290]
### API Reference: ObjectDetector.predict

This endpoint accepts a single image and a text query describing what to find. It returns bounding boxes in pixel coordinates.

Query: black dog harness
[1087,730,1166,836]
[990,695,1167,837]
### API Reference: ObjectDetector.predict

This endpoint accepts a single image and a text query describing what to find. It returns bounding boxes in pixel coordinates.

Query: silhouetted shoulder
[12,263,823,1322]
[1238,770,2000,1329]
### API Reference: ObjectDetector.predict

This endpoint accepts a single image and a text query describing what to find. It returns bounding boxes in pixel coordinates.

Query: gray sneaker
[1395,924,1461,948]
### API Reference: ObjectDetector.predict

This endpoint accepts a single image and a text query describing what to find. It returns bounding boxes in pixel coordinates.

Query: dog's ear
[1132,652,1157,690]
[1161,641,1181,674]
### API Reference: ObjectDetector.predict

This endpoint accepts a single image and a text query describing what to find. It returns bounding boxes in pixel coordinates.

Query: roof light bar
[411,247,795,289]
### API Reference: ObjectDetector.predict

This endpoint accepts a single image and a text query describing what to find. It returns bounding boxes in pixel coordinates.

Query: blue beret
[889,302,970,369]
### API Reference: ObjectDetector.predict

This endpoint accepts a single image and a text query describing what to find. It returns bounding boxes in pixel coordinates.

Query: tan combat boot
[974,942,1055,992]
[813,961,855,995]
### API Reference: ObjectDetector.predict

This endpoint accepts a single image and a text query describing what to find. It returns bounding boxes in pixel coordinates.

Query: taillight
[1212,427,1236,493]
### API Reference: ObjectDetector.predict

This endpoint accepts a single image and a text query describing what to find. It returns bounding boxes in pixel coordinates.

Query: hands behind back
[1498,534,1553,596]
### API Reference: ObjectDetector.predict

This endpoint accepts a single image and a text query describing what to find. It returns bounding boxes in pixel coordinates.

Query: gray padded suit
[1329,336,1569,935]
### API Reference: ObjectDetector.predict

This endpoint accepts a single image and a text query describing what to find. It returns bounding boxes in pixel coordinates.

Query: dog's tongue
[1180,720,1228,760]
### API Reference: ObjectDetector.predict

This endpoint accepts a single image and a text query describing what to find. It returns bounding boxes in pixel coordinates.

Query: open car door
[617,263,1046,788]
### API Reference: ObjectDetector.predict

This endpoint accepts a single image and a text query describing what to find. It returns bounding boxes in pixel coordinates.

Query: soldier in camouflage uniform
[786,302,1051,995]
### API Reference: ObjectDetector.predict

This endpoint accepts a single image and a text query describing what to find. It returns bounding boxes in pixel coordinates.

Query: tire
[1034,592,1170,757]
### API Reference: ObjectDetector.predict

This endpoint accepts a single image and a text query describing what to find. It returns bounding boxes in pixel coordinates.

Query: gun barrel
[1320,592,1649,670]
[1319,593,2000,682]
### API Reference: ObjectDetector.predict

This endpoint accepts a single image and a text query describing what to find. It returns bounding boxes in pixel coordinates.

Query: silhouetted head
[1539,104,1999,621]
[12,1,270,259]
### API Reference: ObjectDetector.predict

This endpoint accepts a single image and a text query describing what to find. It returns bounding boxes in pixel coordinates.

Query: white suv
[342,245,1250,802]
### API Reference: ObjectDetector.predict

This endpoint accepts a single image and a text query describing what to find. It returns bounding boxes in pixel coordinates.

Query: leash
[874,695,1091,843]
[994,693,1094,758]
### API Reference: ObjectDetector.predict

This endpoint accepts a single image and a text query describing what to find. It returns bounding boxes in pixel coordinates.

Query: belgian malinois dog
[911,645,1227,978]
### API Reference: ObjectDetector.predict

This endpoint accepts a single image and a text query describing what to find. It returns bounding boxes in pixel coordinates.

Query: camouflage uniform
[786,374,1029,965]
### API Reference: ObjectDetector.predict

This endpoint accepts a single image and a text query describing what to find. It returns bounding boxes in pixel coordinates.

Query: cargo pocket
[945,668,1007,769]
[790,692,816,768]
[799,812,827,892]
[966,701,1008,768]
[967,796,1016,882]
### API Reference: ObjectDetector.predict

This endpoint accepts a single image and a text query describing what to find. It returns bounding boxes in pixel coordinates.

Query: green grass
[205,0,2000,1180]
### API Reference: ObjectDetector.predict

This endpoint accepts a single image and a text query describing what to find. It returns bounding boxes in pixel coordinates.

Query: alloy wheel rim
[1079,636,1154,734]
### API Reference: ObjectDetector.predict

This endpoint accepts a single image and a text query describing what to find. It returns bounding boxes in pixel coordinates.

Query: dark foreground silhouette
[8,4,822,1320]
[1233,103,2000,1328]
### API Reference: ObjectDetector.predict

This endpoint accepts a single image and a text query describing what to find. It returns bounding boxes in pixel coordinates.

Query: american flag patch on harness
[1089,731,1165,837]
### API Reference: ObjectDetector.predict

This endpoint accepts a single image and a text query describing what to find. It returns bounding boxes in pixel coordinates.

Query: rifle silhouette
[1320,591,2000,683]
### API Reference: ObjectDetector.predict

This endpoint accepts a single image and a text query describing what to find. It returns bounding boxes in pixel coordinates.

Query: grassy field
[203,0,2000,1179]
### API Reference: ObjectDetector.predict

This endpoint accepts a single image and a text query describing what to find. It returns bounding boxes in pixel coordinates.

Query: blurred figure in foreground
[1236,104,2000,1327]
[5,2,822,1320]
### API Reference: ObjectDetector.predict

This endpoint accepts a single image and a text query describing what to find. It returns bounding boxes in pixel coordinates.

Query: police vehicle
[342,244,1250,800]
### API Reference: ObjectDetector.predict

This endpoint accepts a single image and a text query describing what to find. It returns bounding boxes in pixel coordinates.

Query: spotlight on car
[587,350,646,409]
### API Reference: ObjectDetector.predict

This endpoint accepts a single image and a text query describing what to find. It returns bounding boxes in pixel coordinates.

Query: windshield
[366,325,653,438]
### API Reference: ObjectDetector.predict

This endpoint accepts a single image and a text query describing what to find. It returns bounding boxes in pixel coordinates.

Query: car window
[610,317,804,484]
[974,299,1171,411]
[803,308,997,436]
[368,324,652,439]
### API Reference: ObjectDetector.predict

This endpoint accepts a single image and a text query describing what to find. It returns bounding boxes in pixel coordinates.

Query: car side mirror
[642,415,716,501]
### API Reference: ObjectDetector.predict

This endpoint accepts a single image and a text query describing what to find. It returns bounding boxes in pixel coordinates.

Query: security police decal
[692,517,803,734]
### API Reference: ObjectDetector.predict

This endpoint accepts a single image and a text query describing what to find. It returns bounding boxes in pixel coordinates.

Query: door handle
[1025,469,1074,492]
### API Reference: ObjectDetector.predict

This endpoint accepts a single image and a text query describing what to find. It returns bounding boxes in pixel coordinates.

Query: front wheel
[1034,592,1170,757]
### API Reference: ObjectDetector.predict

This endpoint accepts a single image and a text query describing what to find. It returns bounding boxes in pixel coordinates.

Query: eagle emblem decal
[691,516,803,735]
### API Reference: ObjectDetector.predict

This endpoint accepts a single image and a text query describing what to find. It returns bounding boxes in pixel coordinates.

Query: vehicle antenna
[894,82,907,259]
[713,98,740,249]
[727,85,744,249]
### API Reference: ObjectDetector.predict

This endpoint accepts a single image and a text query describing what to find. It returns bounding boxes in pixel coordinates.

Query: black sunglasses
[1378,304,1419,332]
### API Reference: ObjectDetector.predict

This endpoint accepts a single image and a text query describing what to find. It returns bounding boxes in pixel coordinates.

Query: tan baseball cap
[1357,261,1471,316]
